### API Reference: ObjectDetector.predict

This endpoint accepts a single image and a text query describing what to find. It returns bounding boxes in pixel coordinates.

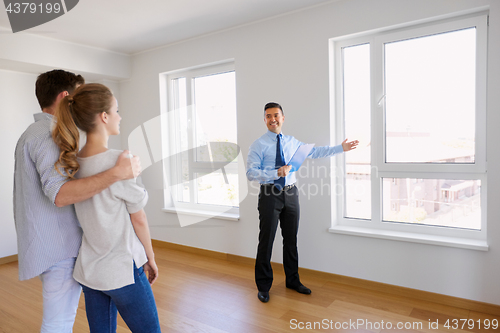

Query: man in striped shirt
[13,70,141,333]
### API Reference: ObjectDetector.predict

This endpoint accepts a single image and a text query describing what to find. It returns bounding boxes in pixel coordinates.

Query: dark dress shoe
[286,284,312,294]
[258,291,269,303]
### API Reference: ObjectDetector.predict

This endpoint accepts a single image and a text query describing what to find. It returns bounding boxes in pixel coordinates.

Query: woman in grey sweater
[52,83,161,333]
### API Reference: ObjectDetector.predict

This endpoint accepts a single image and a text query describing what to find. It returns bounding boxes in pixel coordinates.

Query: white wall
[0,70,40,258]
[0,74,123,259]
[0,37,129,259]
[0,29,131,80]
[119,0,500,306]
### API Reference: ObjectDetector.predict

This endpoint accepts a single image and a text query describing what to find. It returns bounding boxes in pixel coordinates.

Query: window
[161,62,240,220]
[330,13,488,250]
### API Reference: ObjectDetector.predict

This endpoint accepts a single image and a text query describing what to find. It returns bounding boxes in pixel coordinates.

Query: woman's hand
[144,260,158,285]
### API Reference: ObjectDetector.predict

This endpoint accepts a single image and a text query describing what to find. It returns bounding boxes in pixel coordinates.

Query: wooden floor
[1,246,499,332]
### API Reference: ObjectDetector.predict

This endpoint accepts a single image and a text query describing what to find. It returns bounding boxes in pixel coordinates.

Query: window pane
[172,78,190,203]
[382,178,481,230]
[193,72,237,163]
[343,43,371,219]
[196,171,239,207]
[169,68,239,208]
[385,28,476,163]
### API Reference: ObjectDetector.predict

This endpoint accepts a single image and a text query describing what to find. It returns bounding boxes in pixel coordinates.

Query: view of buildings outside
[346,135,481,230]
[343,27,481,230]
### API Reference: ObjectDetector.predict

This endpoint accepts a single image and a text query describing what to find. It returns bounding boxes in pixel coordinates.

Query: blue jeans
[81,264,161,333]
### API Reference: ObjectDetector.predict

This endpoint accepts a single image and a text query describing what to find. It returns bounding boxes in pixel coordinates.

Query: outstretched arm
[130,209,158,284]
[54,150,141,207]
[307,139,359,159]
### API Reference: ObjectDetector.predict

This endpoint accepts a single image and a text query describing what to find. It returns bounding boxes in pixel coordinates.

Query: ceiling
[0,0,335,54]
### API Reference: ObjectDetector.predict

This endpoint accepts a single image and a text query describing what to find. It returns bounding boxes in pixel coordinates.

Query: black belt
[261,183,296,192]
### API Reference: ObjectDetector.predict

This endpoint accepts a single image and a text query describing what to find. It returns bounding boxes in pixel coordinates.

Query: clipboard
[287,144,315,173]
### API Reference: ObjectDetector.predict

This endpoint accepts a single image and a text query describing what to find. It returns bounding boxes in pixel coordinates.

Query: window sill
[329,225,488,251]
[162,207,239,221]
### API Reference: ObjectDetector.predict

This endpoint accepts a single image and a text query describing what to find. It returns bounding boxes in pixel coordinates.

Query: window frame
[161,61,239,216]
[329,13,488,250]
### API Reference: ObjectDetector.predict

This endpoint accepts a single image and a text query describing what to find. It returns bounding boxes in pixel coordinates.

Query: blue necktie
[274,134,285,190]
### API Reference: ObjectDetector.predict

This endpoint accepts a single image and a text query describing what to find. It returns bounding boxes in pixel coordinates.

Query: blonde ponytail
[53,95,80,178]
[52,83,114,179]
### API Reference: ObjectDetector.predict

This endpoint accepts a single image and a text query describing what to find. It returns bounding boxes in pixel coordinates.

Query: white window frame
[329,12,488,250]
[160,61,239,218]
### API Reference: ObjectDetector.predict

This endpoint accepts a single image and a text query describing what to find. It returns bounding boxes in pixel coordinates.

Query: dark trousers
[255,184,301,292]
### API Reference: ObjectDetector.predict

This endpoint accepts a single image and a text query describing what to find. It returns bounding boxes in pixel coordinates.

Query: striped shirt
[13,112,82,281]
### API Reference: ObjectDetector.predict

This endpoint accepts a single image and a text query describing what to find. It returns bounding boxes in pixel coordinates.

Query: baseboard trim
[152,239,500,316]
[152,239,228,260]
[0,254,18,265]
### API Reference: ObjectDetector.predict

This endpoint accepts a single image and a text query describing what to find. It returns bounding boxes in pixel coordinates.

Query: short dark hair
[35,69,85,109]
[264,102,283,115]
